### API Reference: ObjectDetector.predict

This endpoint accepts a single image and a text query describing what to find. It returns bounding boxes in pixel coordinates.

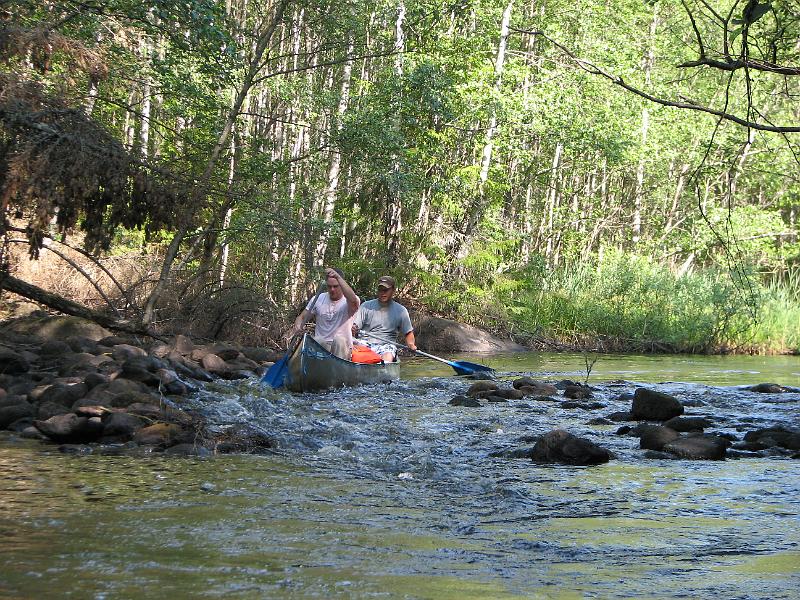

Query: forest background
[1,0,799,354]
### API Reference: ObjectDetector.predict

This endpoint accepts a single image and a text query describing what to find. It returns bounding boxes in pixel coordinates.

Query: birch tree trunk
[450,0,513,262]
[141,0,289,326]
[633,3,658,245]
[385,2,406,268]
[313,38,354,267]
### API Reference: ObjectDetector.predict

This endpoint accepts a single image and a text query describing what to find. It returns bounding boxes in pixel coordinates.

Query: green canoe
[286,333,400,392]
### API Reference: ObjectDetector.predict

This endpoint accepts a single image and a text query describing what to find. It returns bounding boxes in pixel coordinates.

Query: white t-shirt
[307,292,358,347]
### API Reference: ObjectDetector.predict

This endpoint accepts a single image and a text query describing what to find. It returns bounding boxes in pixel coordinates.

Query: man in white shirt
[352,275,416,362]
[289,268,360,359]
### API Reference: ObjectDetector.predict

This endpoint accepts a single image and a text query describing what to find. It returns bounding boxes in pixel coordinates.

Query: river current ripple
[176,370,800,598]
[1,361,799,599]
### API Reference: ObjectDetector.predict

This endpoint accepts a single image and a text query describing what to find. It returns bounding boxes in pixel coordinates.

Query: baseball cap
[377,275,396,289]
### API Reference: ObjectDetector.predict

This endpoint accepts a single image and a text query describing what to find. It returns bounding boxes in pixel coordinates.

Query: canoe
[285,333,400,392]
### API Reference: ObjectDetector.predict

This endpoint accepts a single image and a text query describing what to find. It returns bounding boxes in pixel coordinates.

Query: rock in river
[631,388,684,421]
[531,429,614,465]
[662,434,730,460]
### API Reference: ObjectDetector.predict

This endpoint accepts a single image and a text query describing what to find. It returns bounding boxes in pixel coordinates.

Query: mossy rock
[1,316,112,342]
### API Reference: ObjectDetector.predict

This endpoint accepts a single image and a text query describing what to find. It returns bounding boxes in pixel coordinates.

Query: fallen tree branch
[0,273,163,339]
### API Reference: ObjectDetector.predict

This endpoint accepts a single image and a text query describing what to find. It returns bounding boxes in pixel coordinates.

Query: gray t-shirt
[354,299,413,342]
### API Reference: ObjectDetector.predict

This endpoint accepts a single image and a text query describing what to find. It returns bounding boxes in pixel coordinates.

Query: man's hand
[351,323,360,337]
[325,267,339,281]
[407,342,417,351]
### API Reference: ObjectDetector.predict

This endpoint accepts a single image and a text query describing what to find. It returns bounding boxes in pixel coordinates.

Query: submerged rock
[747,383,798,394]
[449,395,481,407]
[164,443,212,457]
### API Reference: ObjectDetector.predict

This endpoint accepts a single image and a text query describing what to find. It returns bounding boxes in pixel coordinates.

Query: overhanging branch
[511,28,800,134]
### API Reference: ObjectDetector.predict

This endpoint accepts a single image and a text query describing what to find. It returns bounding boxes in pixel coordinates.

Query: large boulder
[743,427,800,451]
[413,316,525,352]
[0,401,35,428]
[631,388,684,421]
[36,382,89,408]
[638,424,680,451]
[0,349,30,375]
[0,315,112,341]
[34,413,104,443]
[663,416,712,432]
[531,429,613,465]
[662,434,730,460]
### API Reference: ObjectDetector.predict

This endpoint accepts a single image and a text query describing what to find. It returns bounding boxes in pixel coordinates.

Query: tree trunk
[0,274,160,338]
[456,1,514,257]
[314,37,354,267]
[385,2,406,268]
[141,0,289,326]
[633,3,658,245]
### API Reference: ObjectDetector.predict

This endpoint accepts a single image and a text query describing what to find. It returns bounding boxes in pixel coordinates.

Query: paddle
[358,332,494,376]
[262,280,326,388]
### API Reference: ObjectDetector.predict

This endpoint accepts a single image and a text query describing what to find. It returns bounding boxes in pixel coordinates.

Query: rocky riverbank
[2,313,799,463]
[0,314,280,456]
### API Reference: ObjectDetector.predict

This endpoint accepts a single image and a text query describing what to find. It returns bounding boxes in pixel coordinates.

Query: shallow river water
[1,352,799,599]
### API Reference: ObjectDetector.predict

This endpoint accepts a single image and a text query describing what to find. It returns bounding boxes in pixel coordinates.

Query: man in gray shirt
[353,275,416,362]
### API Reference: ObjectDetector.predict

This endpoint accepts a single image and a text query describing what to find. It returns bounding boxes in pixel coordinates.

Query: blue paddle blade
[449,360,494,376]
[262,355,289,388]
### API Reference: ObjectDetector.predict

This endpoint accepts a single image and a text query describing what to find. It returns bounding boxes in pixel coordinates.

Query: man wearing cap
[288,267,360,360]
[352,276,416,362]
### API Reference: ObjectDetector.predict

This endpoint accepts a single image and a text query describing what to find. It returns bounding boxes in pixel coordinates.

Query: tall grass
[418,252,800,354]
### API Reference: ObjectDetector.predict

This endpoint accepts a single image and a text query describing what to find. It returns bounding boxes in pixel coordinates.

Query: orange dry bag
[351,344,382,364]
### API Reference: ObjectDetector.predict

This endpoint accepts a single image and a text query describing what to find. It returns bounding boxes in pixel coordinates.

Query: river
[1,352,799,599]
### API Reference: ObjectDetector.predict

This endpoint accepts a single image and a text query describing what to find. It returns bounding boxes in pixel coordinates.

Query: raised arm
[327,267,360,315]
